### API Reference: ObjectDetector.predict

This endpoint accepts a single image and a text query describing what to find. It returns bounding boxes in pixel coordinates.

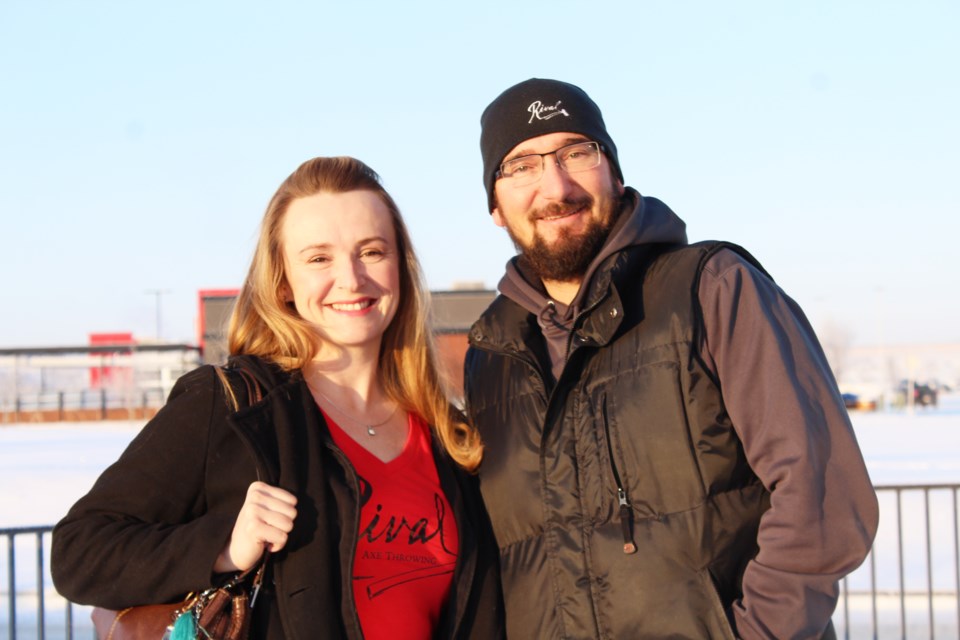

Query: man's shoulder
[640,240,770,282]
[691,242,773,285]
[616,240,725,284]
[466,294,540,365]
[471,294,529,331]
[650,240,757,263]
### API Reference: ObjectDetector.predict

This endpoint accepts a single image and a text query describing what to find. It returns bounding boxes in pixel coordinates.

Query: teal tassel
[169,610,196,640]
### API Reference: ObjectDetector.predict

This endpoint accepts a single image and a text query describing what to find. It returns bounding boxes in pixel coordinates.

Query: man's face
[491,131,625,283]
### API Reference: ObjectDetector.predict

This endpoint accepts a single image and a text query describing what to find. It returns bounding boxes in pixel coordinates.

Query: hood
[498,189,688,318]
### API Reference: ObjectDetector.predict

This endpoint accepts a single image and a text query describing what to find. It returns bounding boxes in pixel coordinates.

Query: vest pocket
[593,360,706,517]
[594,393,637,554]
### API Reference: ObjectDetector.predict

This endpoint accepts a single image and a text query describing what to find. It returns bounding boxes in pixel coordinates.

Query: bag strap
[213,363,270,603]
[235,366,263,405]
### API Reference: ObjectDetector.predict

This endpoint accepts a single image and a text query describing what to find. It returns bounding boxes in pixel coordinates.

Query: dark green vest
[467,242,771,639]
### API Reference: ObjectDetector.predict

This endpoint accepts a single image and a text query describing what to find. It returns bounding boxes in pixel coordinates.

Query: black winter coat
[52,356,504,639]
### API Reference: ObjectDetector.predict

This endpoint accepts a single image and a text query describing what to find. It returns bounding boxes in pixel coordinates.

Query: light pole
[145,289,171,341]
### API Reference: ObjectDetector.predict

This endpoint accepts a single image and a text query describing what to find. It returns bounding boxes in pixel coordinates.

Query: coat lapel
[231,377,350,639]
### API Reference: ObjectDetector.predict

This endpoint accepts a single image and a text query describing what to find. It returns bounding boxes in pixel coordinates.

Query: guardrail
[0,345,201,426]
[0,389,167,424]
[1,525,87,640]
[834,484,960,639]
[3,484,959,639]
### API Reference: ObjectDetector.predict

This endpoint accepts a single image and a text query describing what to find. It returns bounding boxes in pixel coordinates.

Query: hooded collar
[497,189,688,326]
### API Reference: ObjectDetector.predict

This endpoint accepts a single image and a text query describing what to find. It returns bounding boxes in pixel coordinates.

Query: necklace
[311,384,397,436]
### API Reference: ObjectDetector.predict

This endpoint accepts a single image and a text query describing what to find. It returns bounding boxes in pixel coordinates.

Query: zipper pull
[618,488,637,555]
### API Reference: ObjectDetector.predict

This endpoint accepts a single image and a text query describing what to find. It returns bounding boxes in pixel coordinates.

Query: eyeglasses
[495,141,605,187]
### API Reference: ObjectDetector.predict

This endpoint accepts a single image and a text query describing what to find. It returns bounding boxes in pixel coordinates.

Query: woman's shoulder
[224,354,297,393]
[168,364,221,399]
[168,356,293,401]
[146,365,227,431]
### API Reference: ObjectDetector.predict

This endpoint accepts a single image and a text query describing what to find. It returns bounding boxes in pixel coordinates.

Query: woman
[51,157,503,639]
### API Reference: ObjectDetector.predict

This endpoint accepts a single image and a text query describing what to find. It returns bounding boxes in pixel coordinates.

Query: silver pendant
[367,426,376,436]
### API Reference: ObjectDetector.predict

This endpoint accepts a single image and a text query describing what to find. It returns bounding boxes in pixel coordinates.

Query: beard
[507,194,621,283]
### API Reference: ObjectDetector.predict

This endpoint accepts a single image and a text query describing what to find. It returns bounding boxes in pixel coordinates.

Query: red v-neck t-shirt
[325,410,459,640]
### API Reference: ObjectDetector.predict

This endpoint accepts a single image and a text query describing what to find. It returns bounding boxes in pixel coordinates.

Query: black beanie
[480,78,622,212]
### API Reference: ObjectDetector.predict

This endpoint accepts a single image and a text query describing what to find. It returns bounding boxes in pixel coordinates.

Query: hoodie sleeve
[698,249,878,640]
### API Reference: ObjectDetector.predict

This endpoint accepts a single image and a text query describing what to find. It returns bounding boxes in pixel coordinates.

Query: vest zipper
[602,402,637,555]
[567,296,637,555]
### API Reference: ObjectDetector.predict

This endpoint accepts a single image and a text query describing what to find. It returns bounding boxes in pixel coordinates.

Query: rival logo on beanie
[527,100,569,124]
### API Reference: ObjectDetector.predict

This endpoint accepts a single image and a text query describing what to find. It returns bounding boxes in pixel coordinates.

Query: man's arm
[699,249,879,639]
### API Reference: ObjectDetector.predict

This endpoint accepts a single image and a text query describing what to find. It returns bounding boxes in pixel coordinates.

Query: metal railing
[3,485,960,639]
[0,346,201,426]
[1,388,168,424]
[833,484,960,639]
[1,526,89,640]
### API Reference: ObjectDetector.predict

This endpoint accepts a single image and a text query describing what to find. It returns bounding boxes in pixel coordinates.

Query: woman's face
[280,190,401,358]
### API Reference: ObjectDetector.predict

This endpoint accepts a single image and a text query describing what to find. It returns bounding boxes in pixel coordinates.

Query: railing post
[65,600,73,640]
[36,530,45,640]
[7,532,16,640]
[925,489,934,639]
[841,575,849,639]
[897,488,905,640]
[955,488,960,640]
[870,546,878,639]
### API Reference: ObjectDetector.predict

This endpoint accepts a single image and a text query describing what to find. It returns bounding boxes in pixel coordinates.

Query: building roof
[430,290,496,333]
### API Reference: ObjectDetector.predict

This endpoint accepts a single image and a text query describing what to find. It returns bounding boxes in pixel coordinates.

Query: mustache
[529,196,594,221]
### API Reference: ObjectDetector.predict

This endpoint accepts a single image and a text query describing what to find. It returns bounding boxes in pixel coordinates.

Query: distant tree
[820,319,854,384]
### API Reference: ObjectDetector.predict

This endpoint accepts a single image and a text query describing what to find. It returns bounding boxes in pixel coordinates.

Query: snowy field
[2,394,960,638]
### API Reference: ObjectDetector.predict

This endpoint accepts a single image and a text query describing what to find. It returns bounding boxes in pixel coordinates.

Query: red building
[88,332,135,389]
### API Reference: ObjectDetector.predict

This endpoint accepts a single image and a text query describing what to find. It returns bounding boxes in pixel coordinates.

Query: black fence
[835,484,960,639]
[2,485,960,639]
[1,388,168,423]
[1,526,86,640]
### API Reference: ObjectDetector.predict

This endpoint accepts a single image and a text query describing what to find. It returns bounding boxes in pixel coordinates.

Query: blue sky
[1,1,957,347]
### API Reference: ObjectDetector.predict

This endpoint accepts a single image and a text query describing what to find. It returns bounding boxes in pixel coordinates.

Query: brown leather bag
[91,602,179,640]
[90,564,263,640]
[90,365,266,640]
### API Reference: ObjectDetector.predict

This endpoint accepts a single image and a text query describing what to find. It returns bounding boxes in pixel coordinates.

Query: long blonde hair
[228,157,482,471]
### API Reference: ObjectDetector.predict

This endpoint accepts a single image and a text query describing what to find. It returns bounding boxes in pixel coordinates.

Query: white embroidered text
[527,100,569,123]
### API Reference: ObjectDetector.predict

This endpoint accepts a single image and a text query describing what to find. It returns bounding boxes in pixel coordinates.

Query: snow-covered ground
[4,395,959,529]
[2,394,960,638]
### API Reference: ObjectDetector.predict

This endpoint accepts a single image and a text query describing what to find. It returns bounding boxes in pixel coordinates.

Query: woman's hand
[214,481,298,573]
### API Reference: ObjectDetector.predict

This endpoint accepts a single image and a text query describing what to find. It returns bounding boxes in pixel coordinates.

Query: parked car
[842,392,877,411]
[895,381,938,408]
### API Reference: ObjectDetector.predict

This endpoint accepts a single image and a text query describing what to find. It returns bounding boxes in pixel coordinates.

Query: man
[463,78,878,639]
